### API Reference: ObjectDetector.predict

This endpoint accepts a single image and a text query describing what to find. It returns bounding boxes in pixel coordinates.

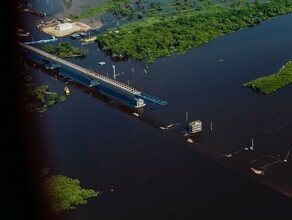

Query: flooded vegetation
[243,61,292,94]
[93,0,292,62]
[42,168,100,214]
[12,0,292,219]
[42,42,86,58]
[21,65,67,113]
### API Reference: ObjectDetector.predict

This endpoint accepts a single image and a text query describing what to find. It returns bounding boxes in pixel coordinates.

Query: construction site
[39,18,91,37]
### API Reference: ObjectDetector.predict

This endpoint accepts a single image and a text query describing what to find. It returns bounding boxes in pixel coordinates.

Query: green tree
[44,174,101,214]
[59,95,66,102]
[35,85,48,103]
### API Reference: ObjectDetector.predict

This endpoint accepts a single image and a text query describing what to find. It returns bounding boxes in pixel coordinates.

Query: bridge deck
[19,42,141,95]
[19,42,167,106]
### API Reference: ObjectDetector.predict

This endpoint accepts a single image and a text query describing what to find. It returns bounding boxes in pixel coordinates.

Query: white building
[54,22,73,31]
[189,120,202,134]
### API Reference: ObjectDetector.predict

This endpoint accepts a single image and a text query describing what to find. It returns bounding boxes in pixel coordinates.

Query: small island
[243,61,292,94]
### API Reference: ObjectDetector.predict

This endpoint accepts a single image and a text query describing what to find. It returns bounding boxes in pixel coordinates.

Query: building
[189,120,202,134]
[54,22,73,31]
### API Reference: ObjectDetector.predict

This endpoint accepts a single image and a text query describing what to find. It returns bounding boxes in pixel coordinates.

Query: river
[16,1,292,219]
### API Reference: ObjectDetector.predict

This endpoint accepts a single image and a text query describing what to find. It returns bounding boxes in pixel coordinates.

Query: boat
[98,61,106,65]
[166,124,173,128]
[284,150,290,162]
[81,35,97,44]
[64,85,70,95]
[245,138,254,151]
[187,138,193,143]
[250,167,264,175]
[224,153,233,158]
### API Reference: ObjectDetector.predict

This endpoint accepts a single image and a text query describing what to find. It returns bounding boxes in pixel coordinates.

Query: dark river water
[16,1,292,219]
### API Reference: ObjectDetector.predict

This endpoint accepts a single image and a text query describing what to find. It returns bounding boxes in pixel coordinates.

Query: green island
[41,168,101,214]
[243,61,292,94]
[75,0,292,63]
[23,74,67,113]
[42,42,86,58]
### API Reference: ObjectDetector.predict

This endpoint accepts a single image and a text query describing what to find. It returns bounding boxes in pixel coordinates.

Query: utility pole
[112,65,116,79]
[131,67,135,77]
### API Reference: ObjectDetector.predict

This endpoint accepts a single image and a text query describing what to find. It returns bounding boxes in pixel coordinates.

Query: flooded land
[14,0,292,219]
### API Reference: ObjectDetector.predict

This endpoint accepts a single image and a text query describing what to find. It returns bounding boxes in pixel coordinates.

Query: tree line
[96,0,292,63]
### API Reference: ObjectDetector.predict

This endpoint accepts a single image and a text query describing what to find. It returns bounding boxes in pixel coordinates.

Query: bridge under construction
[19,42,168,108]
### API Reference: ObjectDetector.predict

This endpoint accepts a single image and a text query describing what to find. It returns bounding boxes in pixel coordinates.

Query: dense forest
[91,0,292,63]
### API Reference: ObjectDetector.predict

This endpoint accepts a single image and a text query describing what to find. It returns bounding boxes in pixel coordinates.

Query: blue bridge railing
[137,93,168,106]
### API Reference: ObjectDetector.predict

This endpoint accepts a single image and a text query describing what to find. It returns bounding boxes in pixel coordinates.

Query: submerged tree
[42,42,86,58]
[43,170,101,214]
